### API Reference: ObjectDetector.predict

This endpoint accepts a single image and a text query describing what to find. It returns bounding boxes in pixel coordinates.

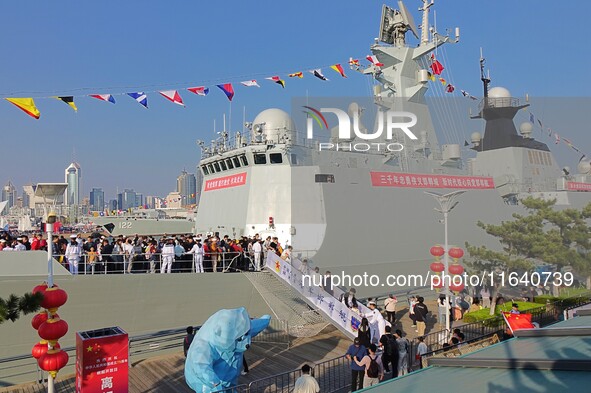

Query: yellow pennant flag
[55,96,78,111]
[5,97,40,119]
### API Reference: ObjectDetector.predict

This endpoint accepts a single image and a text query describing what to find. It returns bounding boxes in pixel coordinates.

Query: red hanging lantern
[31,311,49,330]
[448,264,465,275]
[450,282,465,293]
[448,247,464,260]
[32,283,48,296]
[430,245,445,258]
[432,279,444,290]
[40,287,68,312]
[38,349,69,378]
[38,318,69,342]
[430,261,445,273]
[32,340,61,359]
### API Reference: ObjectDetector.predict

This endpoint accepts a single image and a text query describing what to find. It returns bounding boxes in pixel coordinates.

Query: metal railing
[0,319,290,387]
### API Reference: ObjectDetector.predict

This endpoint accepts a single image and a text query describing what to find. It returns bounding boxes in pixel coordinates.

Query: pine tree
[0,292,43,324]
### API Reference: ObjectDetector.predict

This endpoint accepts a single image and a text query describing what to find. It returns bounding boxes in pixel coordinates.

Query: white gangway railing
[265,252,373,339]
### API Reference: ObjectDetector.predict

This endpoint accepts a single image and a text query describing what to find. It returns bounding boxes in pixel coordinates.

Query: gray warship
[194,0,591,281]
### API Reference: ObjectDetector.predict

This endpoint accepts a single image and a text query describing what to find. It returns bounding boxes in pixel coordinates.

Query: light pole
[46,212,57,288]
[425,190,466,333]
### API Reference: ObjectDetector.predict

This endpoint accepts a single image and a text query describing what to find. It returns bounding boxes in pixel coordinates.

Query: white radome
[488,87,512,99]
[252,108,296,143]
[519,122,533,136]
[577,159,591,175]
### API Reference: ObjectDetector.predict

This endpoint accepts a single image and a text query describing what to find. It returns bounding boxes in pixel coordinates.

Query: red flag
[502,312,534,333]
[430,60,444,75]
[446,84,455,93]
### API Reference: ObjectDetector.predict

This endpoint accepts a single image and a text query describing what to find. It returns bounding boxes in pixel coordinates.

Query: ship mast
[419,0,434,45]
[480,48,491,98]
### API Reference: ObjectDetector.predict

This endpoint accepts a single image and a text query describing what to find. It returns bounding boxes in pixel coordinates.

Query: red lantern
[32,283,48,296]
[430,245,445,258]
[450,282,465,293]
[448,247,464,260]
[32,341,61,359]
[38,349,69,377]
[38,318,68,342]
[40,287,68,312]
[448,264,465,275]
[31,311,49,330]
[432,278,444,289]
[430,261,445,273]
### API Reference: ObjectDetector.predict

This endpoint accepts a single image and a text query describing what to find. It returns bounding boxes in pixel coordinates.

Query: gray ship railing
[0,318,290,387]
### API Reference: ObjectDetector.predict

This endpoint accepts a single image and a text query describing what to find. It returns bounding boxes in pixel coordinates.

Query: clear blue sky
[1,0,589,200]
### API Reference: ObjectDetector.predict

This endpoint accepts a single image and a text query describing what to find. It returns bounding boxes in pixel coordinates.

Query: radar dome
[578,159,591,175]
[488,87,512,98]
[519,122,533,138]
[470,132,481,143]
[252,108,296,144]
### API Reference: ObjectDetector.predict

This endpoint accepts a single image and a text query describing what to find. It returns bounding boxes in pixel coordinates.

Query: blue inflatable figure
[185,307,271,392]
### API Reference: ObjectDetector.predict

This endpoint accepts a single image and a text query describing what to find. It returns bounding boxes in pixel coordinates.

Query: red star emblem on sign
[275,262,281,272]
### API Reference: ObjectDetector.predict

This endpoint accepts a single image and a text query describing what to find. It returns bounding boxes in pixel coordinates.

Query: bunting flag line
[5,97,40,119]
[439,78,447,86]
[430,55,444,75]
[547,128,552,137]
[55,96,77,112]
[265,76,285,88]
[537,119,543,129]
[310,69,329,81]
[529,112,535,124]
[427,72,436,82]
[555,133,560,144]
[127,92,148,108]
[241,80,260,87]
[445,84,455,93]
[330,64,347,78]
[288,72,303,78]
[187,86,209,96]
[216,84,234,101]
[89,94,116,104]
[366,55,384,67]
[563,137,573,147]
[159,90,184,106]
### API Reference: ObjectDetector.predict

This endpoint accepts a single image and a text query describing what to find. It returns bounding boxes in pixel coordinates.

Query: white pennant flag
[240,80,260,87]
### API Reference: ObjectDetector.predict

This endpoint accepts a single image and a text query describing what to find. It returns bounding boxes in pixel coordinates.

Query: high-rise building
[177,170,197,206]
[145,196,157,209]
[135,193,144,208]
[1,181,17,209]
[65,162,81,206]
[90,188,105,211]
[117,189,137,211]
[195,167,203,205]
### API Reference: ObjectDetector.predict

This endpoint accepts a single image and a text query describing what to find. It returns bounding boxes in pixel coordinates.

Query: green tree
[466,197,591,315]
[0,292,43,324]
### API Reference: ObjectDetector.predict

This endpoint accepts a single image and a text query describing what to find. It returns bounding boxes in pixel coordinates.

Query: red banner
[204,172,247,192]
[370,172,495,189]
[76,327,128,393]
[567,181,591,192]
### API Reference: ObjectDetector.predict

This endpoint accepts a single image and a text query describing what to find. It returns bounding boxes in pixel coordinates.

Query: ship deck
[0,327,351,393]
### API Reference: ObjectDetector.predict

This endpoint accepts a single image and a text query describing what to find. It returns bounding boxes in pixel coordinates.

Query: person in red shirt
[31,234,40,250]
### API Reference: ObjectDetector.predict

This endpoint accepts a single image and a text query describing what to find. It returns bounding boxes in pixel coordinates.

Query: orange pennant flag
[330,64,347,78]
[5,98,40,119]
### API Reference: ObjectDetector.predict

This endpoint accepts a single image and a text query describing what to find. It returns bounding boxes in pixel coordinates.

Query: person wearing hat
[510,303,520,314]
[345,337,367,391]
[14,237,26,251]
[0,238,7,251]
[187,237,204,273]
[161,237,176,274]
[364,301,386,345]
[65,235,82,274]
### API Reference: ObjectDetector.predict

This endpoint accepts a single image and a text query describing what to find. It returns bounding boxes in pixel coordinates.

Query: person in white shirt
[187,237,205,273]
[160,238,176,274]
[252,239,263,271]
[65,235,82,275]
[364,301,386,345]
[416,336,428,369]
[123,239,135,274]
[384,294,398,325]
[14,238,26,251]
[293,364,319,393]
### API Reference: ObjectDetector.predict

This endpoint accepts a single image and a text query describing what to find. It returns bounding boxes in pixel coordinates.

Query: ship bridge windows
[202,165,210,176]
[226,158,234,169]
[207,164,214,174]
[219,160,228,171]
[232,157,241,168]
[254,153,267,165]
[270,153,283,164]
[240,155,249,166]
[213,162,221,172]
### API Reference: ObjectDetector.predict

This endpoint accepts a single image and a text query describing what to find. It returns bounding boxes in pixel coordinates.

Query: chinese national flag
[502,312,534,333]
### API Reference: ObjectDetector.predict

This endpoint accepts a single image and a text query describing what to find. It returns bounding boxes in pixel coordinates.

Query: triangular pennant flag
[159,90,185,106]
[461,90,469,97]
[366,55,384,67]
[187,86,209,96]
[310,69,329,81]
[330,64,347,78]
[240,80,260,87]
[89,94,116,104]
[529,112,535,124]
[216,84,234,101]
[555,133,560,144]
[127,92,148,108]
[348,57,360,67]
[427,72,436,82]
[464,140,470,147]
[439,78,447,86]
[537,119,543,129]
[430,59,444,75]
[5,97,40,119]
[502,312,534,333]
[55,96,77,111]
[446,84,455,93]
[563,137,573,147]
[548,128,552,137]
[265,76,285,88]
[288,72,303,78]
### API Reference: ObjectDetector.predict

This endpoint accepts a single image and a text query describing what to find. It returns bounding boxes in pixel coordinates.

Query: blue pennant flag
[127,92,148,108]
[529,112,534,124]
